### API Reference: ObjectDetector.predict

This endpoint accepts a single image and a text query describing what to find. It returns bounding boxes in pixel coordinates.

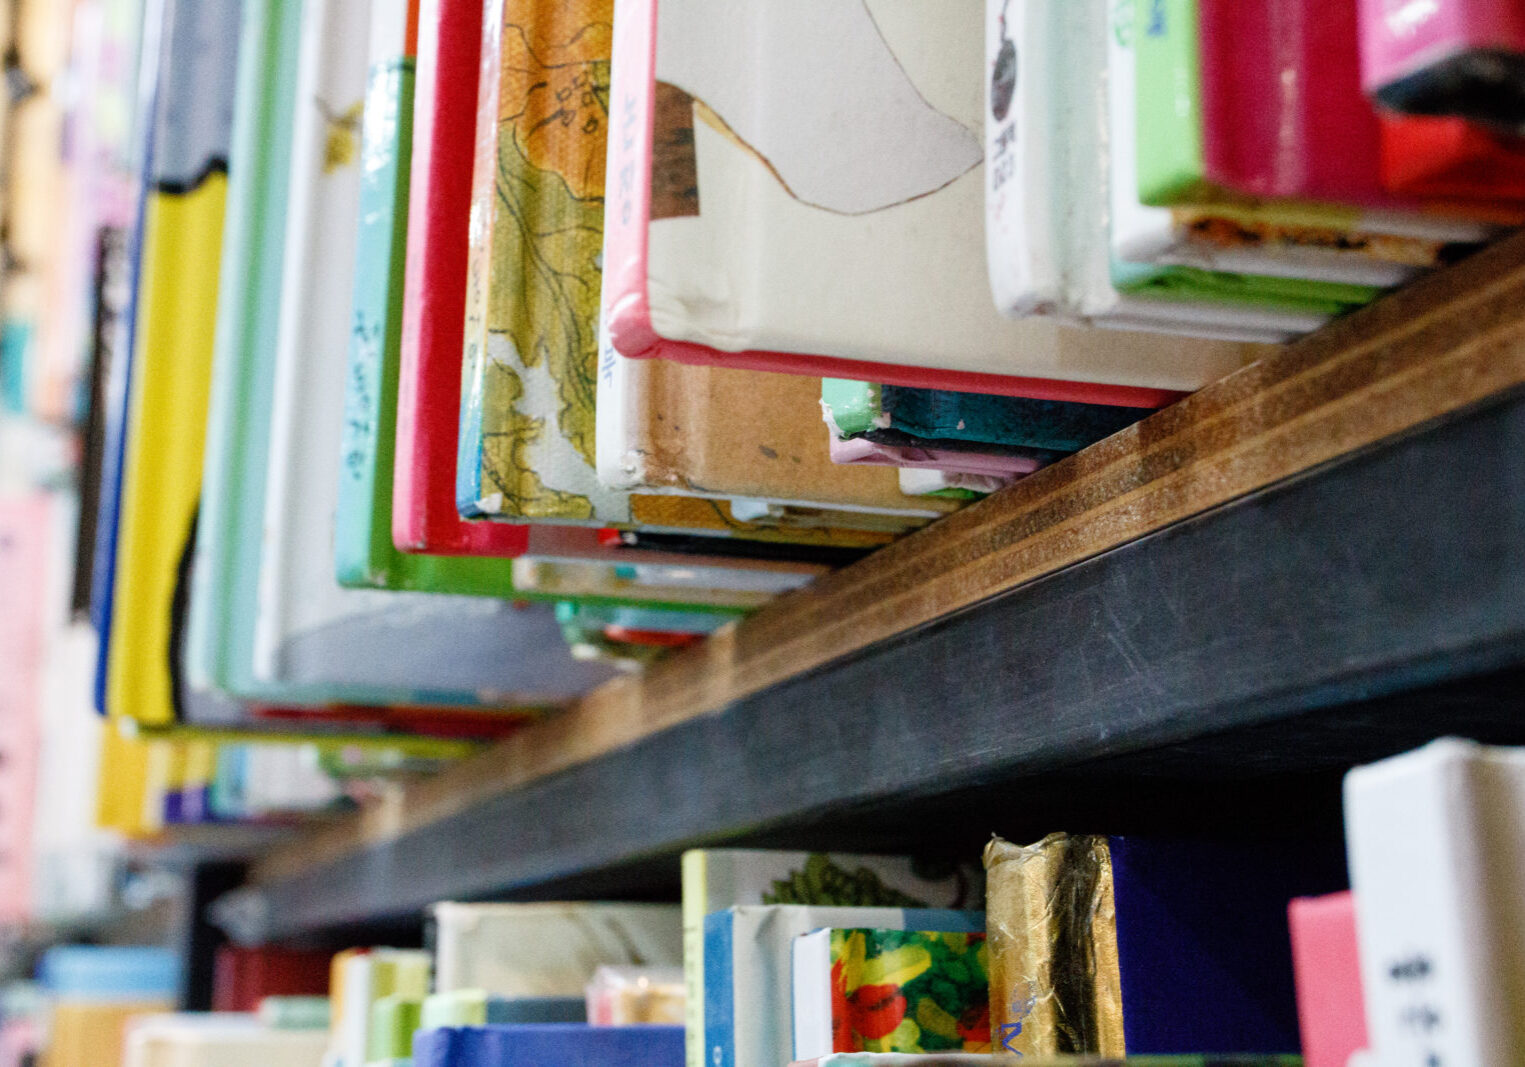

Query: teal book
[821,380,1151,458]
[186,0,302,701]
[332,0,531,595]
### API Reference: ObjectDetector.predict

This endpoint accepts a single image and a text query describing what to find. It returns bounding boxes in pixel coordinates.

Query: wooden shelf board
[244,229,1525,904]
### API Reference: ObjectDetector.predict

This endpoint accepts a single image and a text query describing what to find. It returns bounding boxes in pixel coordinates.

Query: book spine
[1288,892,1369,1067]
[395,0,507,554]
[602,0,661,361]
[682,851,708,1067]
[595,312,645,491]
[704,910,736,1067]
[454,0,505,520]
[1134,0,1206,206]
[336,0,416,589]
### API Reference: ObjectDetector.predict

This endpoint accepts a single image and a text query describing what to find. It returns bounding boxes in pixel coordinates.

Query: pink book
[1288,891,1371,1067]
[1359,0,1525,126]
[1200,0,1395,209]
[828,437,1043,479]
[392,0,527,556]
[0,496,49,923]
[600,0,1260,407]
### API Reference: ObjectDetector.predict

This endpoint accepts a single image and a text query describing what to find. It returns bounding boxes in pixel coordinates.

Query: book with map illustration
[598,0,1265,406]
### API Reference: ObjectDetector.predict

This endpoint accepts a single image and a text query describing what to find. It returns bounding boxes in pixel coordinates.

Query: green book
[332,8,522,597]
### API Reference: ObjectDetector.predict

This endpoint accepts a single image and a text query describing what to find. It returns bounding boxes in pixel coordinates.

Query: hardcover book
[412,1024,684,1067]
[1358,0,1525,125]
[821,380,1151,460]
[1379,114,1525,203]
[601,0,1254,406]
[1287,892,1369,1067]
[123,1016,328,1067]
[682,850,982,1067]
[106,0,243,728]
[984,833,1344,1057]
[334,0,533,594]
[393,0,528,557]
[595,354,957,526]
[987,0,1348,341]
[792,928,991,1058]
[255,0,618,705]
[704,906,983,1067]
[430,902,683,998]
[1344,738,1525,1066]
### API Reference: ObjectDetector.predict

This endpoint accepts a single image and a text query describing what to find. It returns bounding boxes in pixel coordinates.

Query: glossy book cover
[601,0,1242,406]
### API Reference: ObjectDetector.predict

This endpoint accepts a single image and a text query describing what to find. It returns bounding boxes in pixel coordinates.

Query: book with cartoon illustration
[600,0,1260,406]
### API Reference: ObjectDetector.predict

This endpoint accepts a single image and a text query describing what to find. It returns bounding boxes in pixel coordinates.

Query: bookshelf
[218,229,1525,945]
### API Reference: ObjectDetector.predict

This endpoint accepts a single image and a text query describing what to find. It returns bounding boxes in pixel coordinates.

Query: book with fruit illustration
[792,928,991,1057]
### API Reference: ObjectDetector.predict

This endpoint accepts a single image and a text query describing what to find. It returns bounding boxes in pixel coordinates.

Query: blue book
[1110,836,1345,1054]
[411,1024,682,1067]
[703,905,983,1067]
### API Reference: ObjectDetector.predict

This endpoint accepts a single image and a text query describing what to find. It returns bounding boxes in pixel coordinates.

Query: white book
[1345,738,1525,1066]
[604,0,1255,397]
[430,902,683,998]
[124,1015,328,1067]
[333,950,430,1067]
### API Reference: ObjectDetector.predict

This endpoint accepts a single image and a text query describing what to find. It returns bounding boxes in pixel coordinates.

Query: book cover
[514,559,809,612]
[1359,0,1525,125]
[595,353,957,525]
[419,991,587,1029]
[704,906,983,1067]
[792,928,990,1058]
[828,438,1042,482]
[984,833,1344,1057]
[332,0,531,595]
[600,0,1249,406]
[456,0,623,523]
[992,0,1331,342]
[336,0,537,594]
[1131,0,1494,282]
[412,1024,683,1067]
[211,947,333,1014]
[393,0,528,557]
[1379,114,1525,203]
[1287,892,1369,1067]
[821,380,1150,459]
[1345,738,1525,1066]
[186,0,302,704]
[123,1016,329,1067]
[682,850,982,1067]
[106,0,242,728]
[431,903,682,999]
[255,0,619,706]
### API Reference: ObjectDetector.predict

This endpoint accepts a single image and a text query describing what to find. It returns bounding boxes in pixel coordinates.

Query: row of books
[12,736,1516,1067]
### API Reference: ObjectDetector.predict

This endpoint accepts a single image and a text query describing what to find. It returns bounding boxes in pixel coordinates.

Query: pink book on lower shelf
[1289,891,1370,1067]
[600,0,1259,407]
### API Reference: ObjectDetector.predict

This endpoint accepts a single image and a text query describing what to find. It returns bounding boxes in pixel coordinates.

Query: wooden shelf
[219,230,1525,944]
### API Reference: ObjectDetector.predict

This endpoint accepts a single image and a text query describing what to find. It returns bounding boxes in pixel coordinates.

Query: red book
[1288,891,1370,1067]
[1200,0,1395,209]
[1381,114,1525,204]
[211,946,333,1013]
[393,0,527,556]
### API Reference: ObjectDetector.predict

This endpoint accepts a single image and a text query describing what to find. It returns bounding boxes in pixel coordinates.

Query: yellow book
[107,0,241,728]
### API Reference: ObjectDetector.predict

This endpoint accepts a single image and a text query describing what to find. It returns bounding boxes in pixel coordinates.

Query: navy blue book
[412,1024,684,1067]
